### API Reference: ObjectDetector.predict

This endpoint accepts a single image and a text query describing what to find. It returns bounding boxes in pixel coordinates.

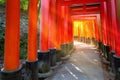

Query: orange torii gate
[1,0,120,80]
[39,0,74,78]
[1,0,38,80]
[1,0,22,80]
[27,0,38,80]
[73,20,95,43]
[72,15,101,44]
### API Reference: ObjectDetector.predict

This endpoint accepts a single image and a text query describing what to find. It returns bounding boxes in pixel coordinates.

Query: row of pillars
[100,0,120,56]
[98,0,120,79]
[73,19,98,42]
[71,1,120,78]
[72,0,120,57]
[73,15,101,45]
[0,0,74,80]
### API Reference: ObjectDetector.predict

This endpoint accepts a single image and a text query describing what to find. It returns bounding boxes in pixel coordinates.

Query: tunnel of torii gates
[1,0,120,80]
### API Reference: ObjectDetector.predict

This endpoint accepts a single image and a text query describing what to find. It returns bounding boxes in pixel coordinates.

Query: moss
[20,33,28,59]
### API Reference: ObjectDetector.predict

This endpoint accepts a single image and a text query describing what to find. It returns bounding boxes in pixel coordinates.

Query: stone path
[46,41,113,80]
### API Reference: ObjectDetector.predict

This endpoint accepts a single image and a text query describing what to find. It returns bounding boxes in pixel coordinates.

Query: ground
[46,41,114,80]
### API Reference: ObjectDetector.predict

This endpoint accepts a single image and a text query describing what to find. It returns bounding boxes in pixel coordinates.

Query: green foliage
[0,26,28,59]
[20,33,28,59]
[20,0,29,11]
[0,0,5,6]
[0,25,5,56]
[0,0,28,10]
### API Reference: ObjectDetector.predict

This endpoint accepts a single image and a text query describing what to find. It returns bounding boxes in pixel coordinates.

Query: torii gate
[0,0,74,80]
[1,0,120,80]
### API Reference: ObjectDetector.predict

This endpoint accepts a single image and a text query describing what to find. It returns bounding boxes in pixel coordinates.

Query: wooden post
[26,0,38,80]
[48,0,57,68]
[101,1,108,45]
[40,0,49,52]
[38,0,52,78]
[4,0,20,71]
[56,2,62,63]
[56,2,61,51]
[1,0,22,80]
[116,0,120,57]
[28,0,38,62]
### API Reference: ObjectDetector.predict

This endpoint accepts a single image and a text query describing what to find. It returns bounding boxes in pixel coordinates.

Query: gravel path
[46,41,114,80]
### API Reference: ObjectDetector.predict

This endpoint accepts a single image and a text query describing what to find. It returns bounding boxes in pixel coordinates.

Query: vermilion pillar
[40,0,49,52]
[100,1,110,59]
[38,0,52,78]
[79,21,84,41]
[110,0,118,53]
[28,0,38,62]
[56,2,62,63]
[48,0,57,68]
[78,23,81,41]
[86,20,94,39]
[27,0,38,80]
[60,6,70,58]
[69,18,74,50]
[94,19,100,42]
[107,0,120,77]
[4,0,20,71]
[107,0,119,56]
[61,6,69,44]
[70,20,74,43]
[107,0,116,50]
[65,6,69,44]
[68,8,73,43]
[64,6,72,56]
[83,21,87,42]
[1,0,22,80]
[48,0,56,49]
[61,6,65,45]
[106,0,112,50]
[56,2,61,50]
[116,0,120,57]
[101,1,108,45]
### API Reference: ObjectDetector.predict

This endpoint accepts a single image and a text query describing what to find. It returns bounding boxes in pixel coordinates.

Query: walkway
[46,41,112,80]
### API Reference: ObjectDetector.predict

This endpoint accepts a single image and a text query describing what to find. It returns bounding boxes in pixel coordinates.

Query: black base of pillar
[109,51,115,68]
[80,37,83,42]
[112,55,120,79]
[69,42,74,55]
[83,37,86,43]
[61,44,70,60]
[69,42,73,50]
[38,51,52,78]
[112,55,120,72]
[49,48,57,69]
[98,42,101,50]
[92,38,94,44]
[100,44,110,65]
[102,44,106,57]
[80,37,85,43]
[86,38,91,44]
[104,45,110,61]
[66,43,69,55]
[0,66,22,80]
[74,36,78,41]
[61,44,67,57]
[56,50,62,64]
[101,43,104,53]
[26,60,38,80]
[98,42,103,53]
[95,40,99,49]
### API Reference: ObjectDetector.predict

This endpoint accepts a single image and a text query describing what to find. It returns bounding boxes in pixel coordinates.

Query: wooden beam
[58,0,104,6]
